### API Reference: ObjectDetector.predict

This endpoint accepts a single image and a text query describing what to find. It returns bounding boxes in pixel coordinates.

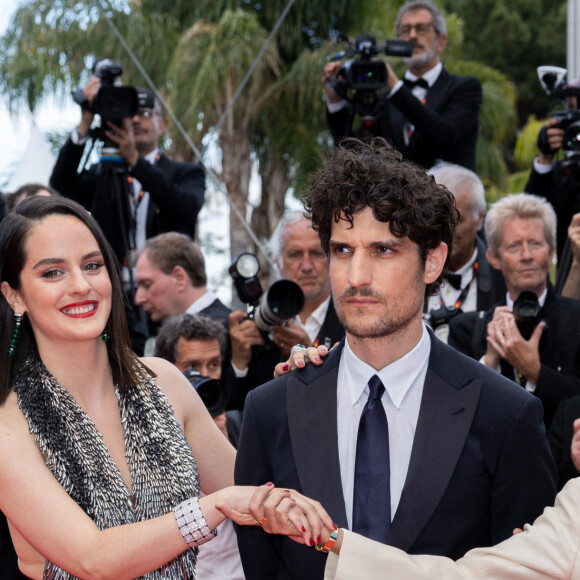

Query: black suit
[548,395,580,490]
[448,288,580,428]
[198,297,231,330]
[49,137,205,259]
[327,68,482,170]
[234,335,556,580]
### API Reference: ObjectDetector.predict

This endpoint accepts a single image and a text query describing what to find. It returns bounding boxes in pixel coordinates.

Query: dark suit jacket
[327,68,482,170]
[49,137,205,261]
[448,288,580,428]
[234,335,556,580]
[548,395,580,490]
[226,298,344,410]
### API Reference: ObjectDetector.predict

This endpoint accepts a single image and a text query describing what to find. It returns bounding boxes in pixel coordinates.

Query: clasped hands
[216,483,336,547]
[484,306,544,384]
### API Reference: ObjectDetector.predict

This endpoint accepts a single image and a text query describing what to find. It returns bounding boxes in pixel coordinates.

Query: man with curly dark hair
[234,138,556,580]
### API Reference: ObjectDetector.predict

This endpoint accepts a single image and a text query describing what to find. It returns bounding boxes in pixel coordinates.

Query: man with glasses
[50,77,205,250]
[323,1,482,171]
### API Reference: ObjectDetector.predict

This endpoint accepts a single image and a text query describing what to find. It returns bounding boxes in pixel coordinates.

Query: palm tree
[168,9,282,261]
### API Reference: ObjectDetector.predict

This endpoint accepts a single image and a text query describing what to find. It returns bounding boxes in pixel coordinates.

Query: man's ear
[171,265,189,291]
[424,242,448,284]
[486,247,501,271]
[1,281,23,313]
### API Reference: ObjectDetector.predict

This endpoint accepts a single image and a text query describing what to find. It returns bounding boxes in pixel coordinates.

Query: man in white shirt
[424,162,505,342]
[322,1,481,170]
[50,78,205,264]
[134,232,231,358]
[449,193,580,428]
[227,212,344,408]
[234,138,556,580]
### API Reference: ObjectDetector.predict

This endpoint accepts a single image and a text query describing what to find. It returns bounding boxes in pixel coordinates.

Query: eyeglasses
[136,108,155,119]
[397,22,435,37]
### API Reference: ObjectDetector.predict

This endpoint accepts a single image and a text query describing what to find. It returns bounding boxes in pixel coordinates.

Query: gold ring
[255,517,267,526]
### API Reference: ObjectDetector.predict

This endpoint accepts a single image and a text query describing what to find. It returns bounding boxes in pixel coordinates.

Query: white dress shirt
[337,324,431,528]
[426,246,479,316]
[186,290,219,315]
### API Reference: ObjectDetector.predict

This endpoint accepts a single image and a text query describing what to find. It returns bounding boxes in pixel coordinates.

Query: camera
[512,291,542,340]
[229,252,305,332]
[327,33,413,135]
[536,66,580,156]
[329,33,413,95]
[424,305,462,342]
[182,369,225,417]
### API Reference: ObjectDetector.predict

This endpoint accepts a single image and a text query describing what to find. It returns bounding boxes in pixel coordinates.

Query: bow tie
[442,271,463,290]
[403,77,429,90]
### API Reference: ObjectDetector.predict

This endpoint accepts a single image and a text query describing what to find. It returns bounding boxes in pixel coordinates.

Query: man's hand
[321,61,344,104]
[538,118,564,165]
[105,118,139,167]
[486,306,545,384]
[385,62,400,92]
[568,213,580,264]
[77,76,101,136]
[270,320,311,360]
[228,310,264,371]
[571,418,580,472]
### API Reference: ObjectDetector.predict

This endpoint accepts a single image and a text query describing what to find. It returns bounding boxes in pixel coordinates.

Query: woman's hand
[274,343,337,378]
[216,484,336,546]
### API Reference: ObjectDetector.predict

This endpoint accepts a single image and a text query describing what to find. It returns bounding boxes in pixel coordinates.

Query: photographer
[227,212,344,409]
[449,193,580,428]
[424,163,505,342]
[525,80,580,288]
[323,1,481,170]
[49,74,205,258]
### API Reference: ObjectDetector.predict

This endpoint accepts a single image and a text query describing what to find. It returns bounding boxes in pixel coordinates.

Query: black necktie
[442,271,463,290]
[403,77,429,90]
[352,374,391,541]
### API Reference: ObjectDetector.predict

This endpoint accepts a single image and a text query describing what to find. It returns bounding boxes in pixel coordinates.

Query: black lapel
[286,343,349,527]
[386,337,482,551]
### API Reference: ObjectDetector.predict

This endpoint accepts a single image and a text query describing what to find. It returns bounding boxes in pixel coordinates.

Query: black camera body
[512,291,542,341]
[229,253,305,332]
[425,305,462,328]
[330,34,413,97]
[72,59,144,144]
[92,59,139,123]
[182,369,225,417]
[537,66,580,156]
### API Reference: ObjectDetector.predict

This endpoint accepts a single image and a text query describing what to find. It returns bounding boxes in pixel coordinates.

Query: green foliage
[440,0,566,122]
[513,115,544,171]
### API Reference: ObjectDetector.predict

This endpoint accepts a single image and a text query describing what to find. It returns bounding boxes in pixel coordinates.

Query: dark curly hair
[304,138,458,295]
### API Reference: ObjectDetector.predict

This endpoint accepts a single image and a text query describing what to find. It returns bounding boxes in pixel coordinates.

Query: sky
[0,0,79,189]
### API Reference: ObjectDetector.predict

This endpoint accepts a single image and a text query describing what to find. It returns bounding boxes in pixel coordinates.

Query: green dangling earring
[8,313,23,357]
[101,328,111,343]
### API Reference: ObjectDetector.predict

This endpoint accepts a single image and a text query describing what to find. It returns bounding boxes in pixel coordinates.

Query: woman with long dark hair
[0,196,331,579]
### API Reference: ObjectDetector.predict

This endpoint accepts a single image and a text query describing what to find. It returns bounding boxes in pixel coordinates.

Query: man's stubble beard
[335,282,424,340]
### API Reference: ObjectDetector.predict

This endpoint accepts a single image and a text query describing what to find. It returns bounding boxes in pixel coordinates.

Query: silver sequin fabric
[14,352,199,580]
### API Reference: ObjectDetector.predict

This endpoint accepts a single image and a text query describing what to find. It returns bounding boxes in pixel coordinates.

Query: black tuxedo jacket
[548,394,580,490]
[226,299,344,410]
[234,335,556,580]
[448,288,580,428]
[50,137,205,260]
[327,68,482,170]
